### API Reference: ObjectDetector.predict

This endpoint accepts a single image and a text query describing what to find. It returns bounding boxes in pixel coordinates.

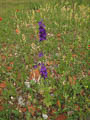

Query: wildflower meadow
[0,0,89,120]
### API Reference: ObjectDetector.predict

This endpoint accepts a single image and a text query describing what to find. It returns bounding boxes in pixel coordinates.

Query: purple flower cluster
[33,62,48,79]
[38,52,43,57]
[33,20,48,79]
[38,20,47,41]
[40,63,47,79]
[33,65,37,69]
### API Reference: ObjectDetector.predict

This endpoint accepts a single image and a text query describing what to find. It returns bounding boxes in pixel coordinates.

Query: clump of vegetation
[0,0,89,120]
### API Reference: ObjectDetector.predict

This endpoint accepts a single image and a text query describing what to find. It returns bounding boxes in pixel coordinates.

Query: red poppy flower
[7,66,13,71]
[16,29,20,34]
[0,17,2,21]
[36,9,40,13]
[16,9,19,12]
[88,45,90,49]
[0,82,6,88]
[28,105,36,116]
[10,62,14,65]
[20,107,27,112]
[57,33,61,37]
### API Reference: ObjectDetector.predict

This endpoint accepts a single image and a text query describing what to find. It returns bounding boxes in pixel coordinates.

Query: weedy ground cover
[0,0,89,120]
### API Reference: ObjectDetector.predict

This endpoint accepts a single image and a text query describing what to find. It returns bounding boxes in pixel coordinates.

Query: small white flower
[47,33,54,37]
[42,114,48,119]
[15,53,17,56]
[63,80,66,85]
[9,101,13,105]
[50,93,54,96]
[25,81,30,88]
[56,53,59,56]
[18,96,25,106]
[11,96,14,100]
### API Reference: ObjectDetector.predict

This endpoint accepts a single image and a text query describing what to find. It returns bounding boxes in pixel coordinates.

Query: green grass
[0,0,49,16]
[0,0,89,120]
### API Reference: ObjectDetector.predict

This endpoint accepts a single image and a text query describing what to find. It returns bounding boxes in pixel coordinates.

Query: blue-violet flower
[39,52,44,57]
[38,20,47,41]
[40,63,47,79]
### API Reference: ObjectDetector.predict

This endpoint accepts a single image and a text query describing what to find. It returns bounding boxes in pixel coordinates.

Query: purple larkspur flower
[38,20,47,41]
[39,52,43,57]
[40,63,47,79]
[33,65,37,69]
[38,19,46,27]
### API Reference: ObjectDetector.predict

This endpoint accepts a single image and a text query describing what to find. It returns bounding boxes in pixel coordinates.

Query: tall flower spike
[38,20,47,41]
[40,63,47,79]
[38,19,46,27]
